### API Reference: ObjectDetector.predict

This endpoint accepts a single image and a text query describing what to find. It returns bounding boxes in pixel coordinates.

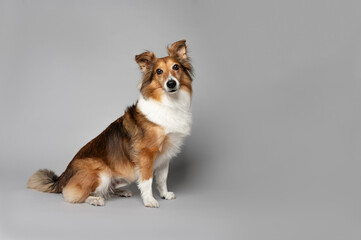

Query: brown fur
[136,40,193,101]
[27,40,193,204]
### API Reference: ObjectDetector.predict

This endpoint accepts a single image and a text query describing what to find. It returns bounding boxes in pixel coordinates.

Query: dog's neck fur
[137,89,192,136]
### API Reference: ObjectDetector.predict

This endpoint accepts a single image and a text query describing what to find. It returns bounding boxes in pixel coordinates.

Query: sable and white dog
[27,40,193,208]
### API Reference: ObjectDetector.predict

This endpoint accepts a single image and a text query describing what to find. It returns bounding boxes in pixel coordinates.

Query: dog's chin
[167,89,178,94]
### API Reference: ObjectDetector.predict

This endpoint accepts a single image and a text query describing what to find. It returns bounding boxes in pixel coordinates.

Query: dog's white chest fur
[137,90,192,168]
[137,89,192,135]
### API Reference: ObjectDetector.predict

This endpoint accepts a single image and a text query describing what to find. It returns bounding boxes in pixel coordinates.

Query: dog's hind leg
[62,170,105,206]
[113,188,133,197]
[111,178,133,197]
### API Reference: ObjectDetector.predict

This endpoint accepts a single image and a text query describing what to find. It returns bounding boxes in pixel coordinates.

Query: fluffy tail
[27,169,61,193]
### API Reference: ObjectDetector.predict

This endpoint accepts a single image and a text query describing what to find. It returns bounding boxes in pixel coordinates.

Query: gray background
[1,0,361,239]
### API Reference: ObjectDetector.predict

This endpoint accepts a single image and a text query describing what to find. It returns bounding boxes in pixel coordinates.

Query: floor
[1,173,360,240]
[0,177,240,240]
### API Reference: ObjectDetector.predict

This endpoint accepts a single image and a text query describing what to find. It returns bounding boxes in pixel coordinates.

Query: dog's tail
[27,169,62,193]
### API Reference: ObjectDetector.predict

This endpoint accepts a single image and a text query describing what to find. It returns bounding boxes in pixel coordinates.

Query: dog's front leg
[155,160,176,200]
[137,151,159,208]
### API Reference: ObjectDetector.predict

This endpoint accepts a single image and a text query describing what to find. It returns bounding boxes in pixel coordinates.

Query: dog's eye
[156,69,163,75]
[172,64,179,70]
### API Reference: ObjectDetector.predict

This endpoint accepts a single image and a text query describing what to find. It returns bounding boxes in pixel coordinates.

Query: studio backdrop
[1,1,361,240]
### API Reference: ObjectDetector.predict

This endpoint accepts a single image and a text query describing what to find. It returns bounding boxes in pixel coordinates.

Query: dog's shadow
[167,148,192,192]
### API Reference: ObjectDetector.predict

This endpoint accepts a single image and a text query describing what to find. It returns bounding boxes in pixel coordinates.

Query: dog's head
[135,40,193,101]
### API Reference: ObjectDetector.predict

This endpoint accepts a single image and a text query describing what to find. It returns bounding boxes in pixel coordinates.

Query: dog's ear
[135,51,156,73]
[167,40,188,61]
[168,40,193,76]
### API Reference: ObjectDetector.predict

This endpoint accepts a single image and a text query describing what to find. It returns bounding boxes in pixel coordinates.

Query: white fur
[137,89,192,135]
[137,89,192,204]
[154,160,175,199]
[154,132,185,169]
[162,192,176,200]
[155,160,169,196]
[153,136,181,200]
[138,178,159,208]
[85,196,105,206]
[94,173,111,197]
[164,74,180,93]
[138,89,191,169]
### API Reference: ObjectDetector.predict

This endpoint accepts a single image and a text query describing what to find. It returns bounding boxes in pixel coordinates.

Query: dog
[27,40,193,208]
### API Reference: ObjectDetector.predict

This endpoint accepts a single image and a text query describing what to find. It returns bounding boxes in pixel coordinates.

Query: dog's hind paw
[85,196,105,206]
[114,189,133,197]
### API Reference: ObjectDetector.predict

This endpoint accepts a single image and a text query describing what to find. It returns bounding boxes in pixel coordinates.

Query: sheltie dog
[27,40,193,208]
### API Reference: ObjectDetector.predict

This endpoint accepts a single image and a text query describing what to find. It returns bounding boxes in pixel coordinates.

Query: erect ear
[135,51,156,73]
[167,40,188,61]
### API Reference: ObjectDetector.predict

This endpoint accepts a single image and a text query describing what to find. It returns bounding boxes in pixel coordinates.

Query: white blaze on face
[164,74,180,93]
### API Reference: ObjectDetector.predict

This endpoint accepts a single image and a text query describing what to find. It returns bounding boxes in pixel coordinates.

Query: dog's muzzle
[165,78,179,93]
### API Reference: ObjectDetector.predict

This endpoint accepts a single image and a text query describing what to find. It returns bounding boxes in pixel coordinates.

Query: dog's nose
[166,80,177,89]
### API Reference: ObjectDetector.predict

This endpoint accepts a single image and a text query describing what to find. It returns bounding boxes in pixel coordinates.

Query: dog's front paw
[143,197,160,208]
[161,192,176,200]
